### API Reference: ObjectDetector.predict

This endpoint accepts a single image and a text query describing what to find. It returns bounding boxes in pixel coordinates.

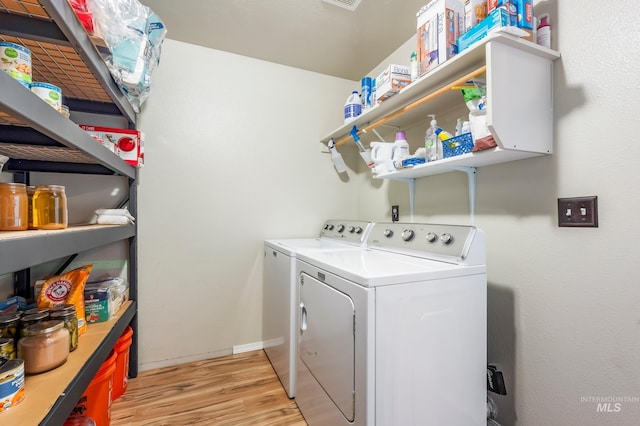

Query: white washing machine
[295,222,487,425]
[263,219,373,398]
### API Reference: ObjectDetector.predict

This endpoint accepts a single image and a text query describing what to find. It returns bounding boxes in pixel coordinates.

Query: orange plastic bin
[74,350,116,426]
[113,326,133,400]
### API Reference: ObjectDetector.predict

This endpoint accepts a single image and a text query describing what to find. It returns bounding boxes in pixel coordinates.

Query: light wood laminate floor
[111,350,307,425]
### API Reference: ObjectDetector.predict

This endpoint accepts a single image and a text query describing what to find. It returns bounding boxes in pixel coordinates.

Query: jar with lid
[50,309,78,352]
[18,320,70,374]
[19,311,49,339]
[0,182,28,231]
[0,337,15,360]
[33,184,68,229]
[0,313,20,341]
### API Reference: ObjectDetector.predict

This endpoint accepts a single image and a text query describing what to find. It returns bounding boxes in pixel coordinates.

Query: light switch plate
[558,196,598,227]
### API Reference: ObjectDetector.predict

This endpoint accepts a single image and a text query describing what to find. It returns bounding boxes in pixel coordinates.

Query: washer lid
[296,249,486,287]
[265,238,363,256]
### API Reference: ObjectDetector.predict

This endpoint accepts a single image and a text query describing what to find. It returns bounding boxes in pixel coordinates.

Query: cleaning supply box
[375,64,411,102]
[417,0,464,76]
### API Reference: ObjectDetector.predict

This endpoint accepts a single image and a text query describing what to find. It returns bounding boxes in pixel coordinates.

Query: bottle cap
[395,131,407,141]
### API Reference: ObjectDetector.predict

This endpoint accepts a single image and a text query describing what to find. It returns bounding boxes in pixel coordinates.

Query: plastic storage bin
[74,350,116,426]
[112,326,133,400]
[441,133,474,158]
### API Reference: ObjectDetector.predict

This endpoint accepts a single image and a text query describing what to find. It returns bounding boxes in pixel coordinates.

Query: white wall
[359,1,640,425]
[136,39,358,369]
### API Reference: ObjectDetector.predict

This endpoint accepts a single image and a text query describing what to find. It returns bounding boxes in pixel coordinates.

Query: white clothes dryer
[263,219,373,398]
[295,222,487,425]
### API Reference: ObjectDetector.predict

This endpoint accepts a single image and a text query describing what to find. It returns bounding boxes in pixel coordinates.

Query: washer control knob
[402,229,415,241]
[337,224,345,233]
[383,229,393,238]
[355,226,363,234]
[328,224,334,230]
[348,226,355,233]
[323,224,330,230]
[440,233,454,244]
[426,232,438,243]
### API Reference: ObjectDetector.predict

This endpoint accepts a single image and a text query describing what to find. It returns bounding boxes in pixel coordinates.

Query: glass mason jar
[50,309,79,352]
[0,182,28,231]
[19,311,49,339]
[27,185,36,229]
[0,337,15,360]
[0,313,20,341]
[33,184,68,229]
[18,320,70,374]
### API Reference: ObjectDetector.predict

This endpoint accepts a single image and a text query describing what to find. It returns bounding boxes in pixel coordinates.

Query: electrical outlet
[391,205,399,222]
[558,196,598,227]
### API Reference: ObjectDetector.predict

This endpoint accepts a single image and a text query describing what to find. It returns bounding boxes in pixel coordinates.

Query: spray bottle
[350,126,374,169]
[328,139,347,173]
[425,114,440,162]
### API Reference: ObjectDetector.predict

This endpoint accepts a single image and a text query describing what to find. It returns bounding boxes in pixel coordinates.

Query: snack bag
[37,264,93,335]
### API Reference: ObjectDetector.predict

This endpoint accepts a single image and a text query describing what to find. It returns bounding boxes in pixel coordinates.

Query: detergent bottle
[391,131,410,169]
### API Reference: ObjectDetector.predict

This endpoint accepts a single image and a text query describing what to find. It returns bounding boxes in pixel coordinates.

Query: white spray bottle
[328,139,347,173]
[425,114,440,162]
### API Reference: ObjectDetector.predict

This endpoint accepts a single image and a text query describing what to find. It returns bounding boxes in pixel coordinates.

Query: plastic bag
[87,0,167,112]
[37,264,93,336]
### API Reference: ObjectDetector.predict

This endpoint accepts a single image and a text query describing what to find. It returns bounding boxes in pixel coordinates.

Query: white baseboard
[232,340,264,354]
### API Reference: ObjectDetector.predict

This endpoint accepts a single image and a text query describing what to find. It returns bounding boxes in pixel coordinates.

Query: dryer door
[299,272,355,422]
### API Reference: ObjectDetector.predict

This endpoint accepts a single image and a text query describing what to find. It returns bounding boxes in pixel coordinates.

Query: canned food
[0,359,25,412]
[0,338,15,360]
[0,182,28,231]
[0,41,32,87]
[30,82,62,112]
[18,320,70,374]
[33,185,68,229]
[50,309,78,352]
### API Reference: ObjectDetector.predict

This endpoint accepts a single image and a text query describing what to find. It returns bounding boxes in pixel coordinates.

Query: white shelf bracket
[447,166,477,225]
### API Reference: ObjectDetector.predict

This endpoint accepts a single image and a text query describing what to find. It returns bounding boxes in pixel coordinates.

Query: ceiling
[139,0,427,81]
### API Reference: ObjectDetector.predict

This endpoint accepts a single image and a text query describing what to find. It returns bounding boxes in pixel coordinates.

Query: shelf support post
[448,166,477,224]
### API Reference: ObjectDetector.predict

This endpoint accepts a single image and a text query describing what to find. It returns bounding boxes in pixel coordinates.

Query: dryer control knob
[440,233,454,244]
[348,226,355,233]
[337,224,345,233]
[355,226,363,234]
[426,232,438,243]
[383,229,393,238]
[328,224,334,230]
[402,229,415,241]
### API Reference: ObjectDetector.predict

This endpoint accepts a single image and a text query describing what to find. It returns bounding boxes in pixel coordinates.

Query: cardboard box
[417,0,465,76]
[84,288,110,323]
[464,0,487,32]
[375,64,411,102]
[486,0,517,25]
[457,7,511,52]
[79,125,144,167]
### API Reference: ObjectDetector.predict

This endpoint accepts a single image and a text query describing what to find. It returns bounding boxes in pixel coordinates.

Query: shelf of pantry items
[0,70,135,179]
[2,301,136,425]
[0,224,135,276]
[322,33,561,165]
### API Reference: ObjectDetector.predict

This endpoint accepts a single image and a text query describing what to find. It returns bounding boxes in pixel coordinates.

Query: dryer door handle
[300,303,307,332]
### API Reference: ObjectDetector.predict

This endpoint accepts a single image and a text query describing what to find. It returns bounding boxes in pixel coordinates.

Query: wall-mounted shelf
[322,33,561,179]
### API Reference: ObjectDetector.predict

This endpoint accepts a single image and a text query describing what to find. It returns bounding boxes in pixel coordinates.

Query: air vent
[322,0,362,11]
